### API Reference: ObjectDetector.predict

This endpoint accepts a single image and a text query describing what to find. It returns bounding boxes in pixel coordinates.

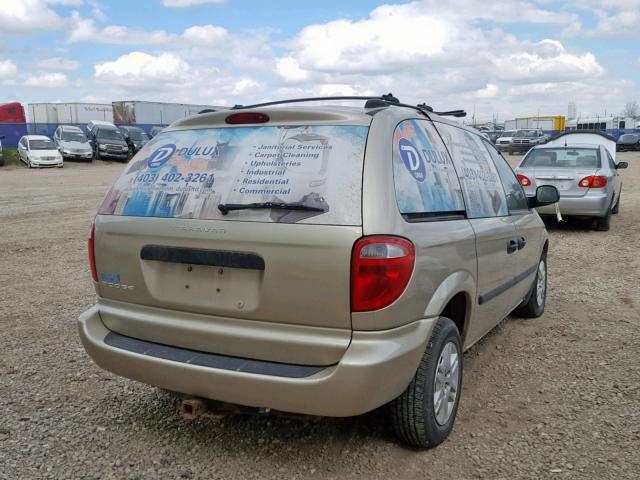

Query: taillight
[578,175,607,188]
[351,236,415,312]
[225,112,270,124]
[517,174,531,187]
[88,222,98,282]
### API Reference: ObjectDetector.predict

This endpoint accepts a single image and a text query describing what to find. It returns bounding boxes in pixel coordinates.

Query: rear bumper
[536,193,610,217]
[78,305,436,417]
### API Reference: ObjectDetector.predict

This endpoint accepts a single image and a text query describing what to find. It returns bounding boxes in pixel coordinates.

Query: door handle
[507,239,518,254]
[517,237,526,250]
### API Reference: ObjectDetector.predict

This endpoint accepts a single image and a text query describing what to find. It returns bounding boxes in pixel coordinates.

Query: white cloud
[0,60,18,78]
[423,0,581,25]
[476,84,499,99]
[0,0,66,33]
[182,24,228,45]
[163,0,225,7]
[232,78,260,96]
[23,72,69,88]
[288,4,451,75]
[591,9,640,36]
[36,57,80,70]
[276,57,309,83]
[493,40,605,83]
[68,12,173,44]
[577,0,640,36]
[94,52,189,86]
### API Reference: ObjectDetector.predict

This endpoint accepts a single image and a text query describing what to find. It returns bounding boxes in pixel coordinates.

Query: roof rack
[226,94,466,118]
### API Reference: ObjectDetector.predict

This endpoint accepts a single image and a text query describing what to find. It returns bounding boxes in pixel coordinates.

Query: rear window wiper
[218,202,326,216]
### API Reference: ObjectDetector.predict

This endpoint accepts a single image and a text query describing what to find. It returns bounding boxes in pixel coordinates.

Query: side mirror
[528,185,559,208]
[616,162,628,169]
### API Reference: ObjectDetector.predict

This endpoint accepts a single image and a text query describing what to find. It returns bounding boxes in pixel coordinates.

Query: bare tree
[622,101,639,119]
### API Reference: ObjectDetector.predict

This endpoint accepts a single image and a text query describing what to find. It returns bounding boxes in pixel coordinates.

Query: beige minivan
[79,97,559,447]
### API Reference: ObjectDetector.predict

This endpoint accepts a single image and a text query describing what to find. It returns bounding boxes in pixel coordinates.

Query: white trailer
[112,101,224,126]
[504,118,555,131]
[28,103,58,124]
[28,102,113,124]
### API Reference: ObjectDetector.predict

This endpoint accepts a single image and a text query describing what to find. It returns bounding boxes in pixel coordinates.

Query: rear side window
[98,125,369,225]
[604,148,616,169]
[435,123,508,218]
[521,148,600,168]
[392,119,465,216]
[483,141,529,212]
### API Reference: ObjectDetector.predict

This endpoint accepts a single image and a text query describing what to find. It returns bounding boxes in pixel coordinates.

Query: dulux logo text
[147,144,176,168]
[399,138,427,182]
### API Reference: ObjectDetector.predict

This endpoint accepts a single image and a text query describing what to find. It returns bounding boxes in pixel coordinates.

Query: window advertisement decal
[98,125,369,224]
[392,119,465,214]
[436,124,508,218]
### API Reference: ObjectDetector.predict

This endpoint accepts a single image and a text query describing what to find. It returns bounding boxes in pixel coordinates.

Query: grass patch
[1,148,23,167]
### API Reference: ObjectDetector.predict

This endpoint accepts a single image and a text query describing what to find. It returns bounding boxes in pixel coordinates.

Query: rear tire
[513,254,547,318]
[595,209,612,231]
[390,317,462,448]
[612,193,620,215]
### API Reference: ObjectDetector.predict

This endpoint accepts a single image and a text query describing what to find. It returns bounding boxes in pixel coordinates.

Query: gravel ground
[1,153,639,479]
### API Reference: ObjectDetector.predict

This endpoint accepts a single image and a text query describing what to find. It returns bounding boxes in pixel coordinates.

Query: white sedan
[17,135,63,168]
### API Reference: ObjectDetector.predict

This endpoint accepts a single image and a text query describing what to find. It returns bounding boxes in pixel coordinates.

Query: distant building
[567,101,577,120]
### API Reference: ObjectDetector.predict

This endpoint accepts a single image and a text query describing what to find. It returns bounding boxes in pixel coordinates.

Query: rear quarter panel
[354,111,477,332]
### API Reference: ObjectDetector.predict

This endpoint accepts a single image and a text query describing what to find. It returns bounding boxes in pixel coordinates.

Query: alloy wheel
[536,259,546,306]
[433,341,460,426]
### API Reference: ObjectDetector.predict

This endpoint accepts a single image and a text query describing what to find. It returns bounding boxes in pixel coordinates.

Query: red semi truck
[0,102,26,123]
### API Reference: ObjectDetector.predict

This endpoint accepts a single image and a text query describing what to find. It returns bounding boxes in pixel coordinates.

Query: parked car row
[11,122,152,167]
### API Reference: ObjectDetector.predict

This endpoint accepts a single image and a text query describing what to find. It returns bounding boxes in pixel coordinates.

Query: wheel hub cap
[433,341,459,426]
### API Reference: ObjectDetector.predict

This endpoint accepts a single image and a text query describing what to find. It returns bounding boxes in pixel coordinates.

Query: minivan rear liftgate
[90,118,371,366]
[91,216,361,365]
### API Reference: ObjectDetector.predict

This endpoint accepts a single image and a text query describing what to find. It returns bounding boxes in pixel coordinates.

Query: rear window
[521,148,600,168]
[392,119,464,216]
[98,125,369,225]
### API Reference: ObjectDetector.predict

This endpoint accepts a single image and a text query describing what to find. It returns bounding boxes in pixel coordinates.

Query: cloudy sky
[1,0,638,121]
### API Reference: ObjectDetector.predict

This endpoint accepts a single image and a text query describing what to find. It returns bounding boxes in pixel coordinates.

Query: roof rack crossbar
[222,94,465,119]
[231,95,393,110]
[434,110,467,118]
[417,103,466,117]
